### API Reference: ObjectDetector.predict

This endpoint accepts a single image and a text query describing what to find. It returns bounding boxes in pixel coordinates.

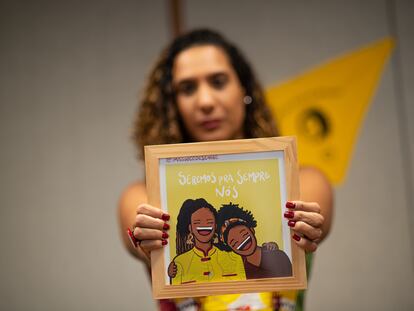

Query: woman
[118,29,333,310]
[169,198,245,285]
[217,202,292,279]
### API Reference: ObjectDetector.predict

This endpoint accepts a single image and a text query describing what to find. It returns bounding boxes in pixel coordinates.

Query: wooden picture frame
[145,137,306,299]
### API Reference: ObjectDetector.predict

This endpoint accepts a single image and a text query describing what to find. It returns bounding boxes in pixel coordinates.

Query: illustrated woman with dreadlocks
[217,203,292,279]
[169,198,246,285]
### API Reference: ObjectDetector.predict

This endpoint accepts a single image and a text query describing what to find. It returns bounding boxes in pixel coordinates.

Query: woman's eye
[177,82,196,96]
[210,74,228,90]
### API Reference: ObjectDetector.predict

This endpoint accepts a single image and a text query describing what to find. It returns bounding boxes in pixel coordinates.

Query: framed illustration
[145,136,306,299]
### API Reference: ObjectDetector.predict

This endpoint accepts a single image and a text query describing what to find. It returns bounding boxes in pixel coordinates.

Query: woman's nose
[196,84,216,112]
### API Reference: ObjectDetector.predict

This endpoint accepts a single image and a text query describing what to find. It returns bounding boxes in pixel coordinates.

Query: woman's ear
[188,224,192,232]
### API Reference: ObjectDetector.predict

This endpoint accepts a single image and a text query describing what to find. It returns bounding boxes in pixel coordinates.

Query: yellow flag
[266,38,394,184]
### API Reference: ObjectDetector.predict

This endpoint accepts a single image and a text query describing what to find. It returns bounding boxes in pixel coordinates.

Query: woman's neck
[245,246,261,266]
[194,240,212,256]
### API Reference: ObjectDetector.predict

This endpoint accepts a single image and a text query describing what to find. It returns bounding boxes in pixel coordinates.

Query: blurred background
[1,0,413,310]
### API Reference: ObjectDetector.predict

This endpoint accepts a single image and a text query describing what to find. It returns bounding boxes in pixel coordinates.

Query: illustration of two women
[169,198,292,285]
[170,198,246,284]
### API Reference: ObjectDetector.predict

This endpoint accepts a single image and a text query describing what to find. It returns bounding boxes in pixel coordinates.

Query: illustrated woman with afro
[217,203,292,279]
[169,198,245,285]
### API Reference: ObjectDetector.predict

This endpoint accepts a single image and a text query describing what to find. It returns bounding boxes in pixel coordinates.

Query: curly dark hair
[176,198,218,255]
[216,202,257,251]
[133,28,278,158]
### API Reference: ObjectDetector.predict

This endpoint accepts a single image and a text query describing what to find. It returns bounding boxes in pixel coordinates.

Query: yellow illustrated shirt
[171,246,246,285]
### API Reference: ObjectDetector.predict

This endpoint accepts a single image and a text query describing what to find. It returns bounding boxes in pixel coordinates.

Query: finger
[292,234,318,252]
[133,227,169,242]
[140,239,168,253]
[137,203,170,221]
[266,243,276,251]
[168,262,176,277]
[135,213,171,231]
[286,201,320,213]
[127,228,139,248]
[168,264,177,274]
[284,210,324,228]
[125,230,150,263]
[288,221,323,241]
[262,242,278,251]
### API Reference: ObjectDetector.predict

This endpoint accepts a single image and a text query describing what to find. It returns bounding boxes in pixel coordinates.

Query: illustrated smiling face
[227,224,257,256]
[189,207,216,244]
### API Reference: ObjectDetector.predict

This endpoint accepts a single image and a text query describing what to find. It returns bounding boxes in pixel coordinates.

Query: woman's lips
[200,119,221,130]
[197,226,213,236]
[237,236,252,251]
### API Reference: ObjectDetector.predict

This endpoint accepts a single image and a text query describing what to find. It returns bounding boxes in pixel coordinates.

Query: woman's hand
[168,261,177,278]
[262,242,279,251]
[128,203,171,262]
[284,200,324,252]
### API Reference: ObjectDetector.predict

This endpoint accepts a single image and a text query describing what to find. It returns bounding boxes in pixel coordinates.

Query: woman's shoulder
[120,181,147,201]
[216,247,241,260]
[299,166,329,181]
[299,166,332,197]
[176,249,192,257]
[119,181,148,212]
[174,249,195,264]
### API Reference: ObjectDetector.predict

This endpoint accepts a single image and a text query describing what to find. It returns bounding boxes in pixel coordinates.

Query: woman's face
[226,224,257,256]
[189,207,216,244]
[172,45,246,142]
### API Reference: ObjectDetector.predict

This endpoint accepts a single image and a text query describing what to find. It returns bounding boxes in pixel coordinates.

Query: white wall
[0,1,413,310]
[0,1,166,310]
[394,0,414,263]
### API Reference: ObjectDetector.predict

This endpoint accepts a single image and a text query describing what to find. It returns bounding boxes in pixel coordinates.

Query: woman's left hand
[284,200,324,252]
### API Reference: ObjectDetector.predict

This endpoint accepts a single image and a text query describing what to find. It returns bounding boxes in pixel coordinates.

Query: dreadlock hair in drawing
[175,198,218,255]
[216,202,257,251]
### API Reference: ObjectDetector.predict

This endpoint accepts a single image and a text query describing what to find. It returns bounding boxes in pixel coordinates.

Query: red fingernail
[288,220,296,227]
[286,202,296,209]
[127,228,138,248]
[284,211,294,219]
[163,223,170,230]
[162,213,170,221]
[293,234,301,241]
[162,239,168,246]
[162,232,169,239]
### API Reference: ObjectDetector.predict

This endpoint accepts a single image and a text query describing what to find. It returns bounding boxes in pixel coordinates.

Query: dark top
[243,248,292,279]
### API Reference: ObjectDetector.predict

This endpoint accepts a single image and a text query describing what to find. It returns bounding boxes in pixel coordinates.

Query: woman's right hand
[131,203,171,261]
[168,261,177,278]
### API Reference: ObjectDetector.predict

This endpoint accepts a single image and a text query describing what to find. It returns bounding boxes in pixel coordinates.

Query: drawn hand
[168,261,177,278]
[262,241,279,251]
[131,203,170,259]
[284,201,324,252]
